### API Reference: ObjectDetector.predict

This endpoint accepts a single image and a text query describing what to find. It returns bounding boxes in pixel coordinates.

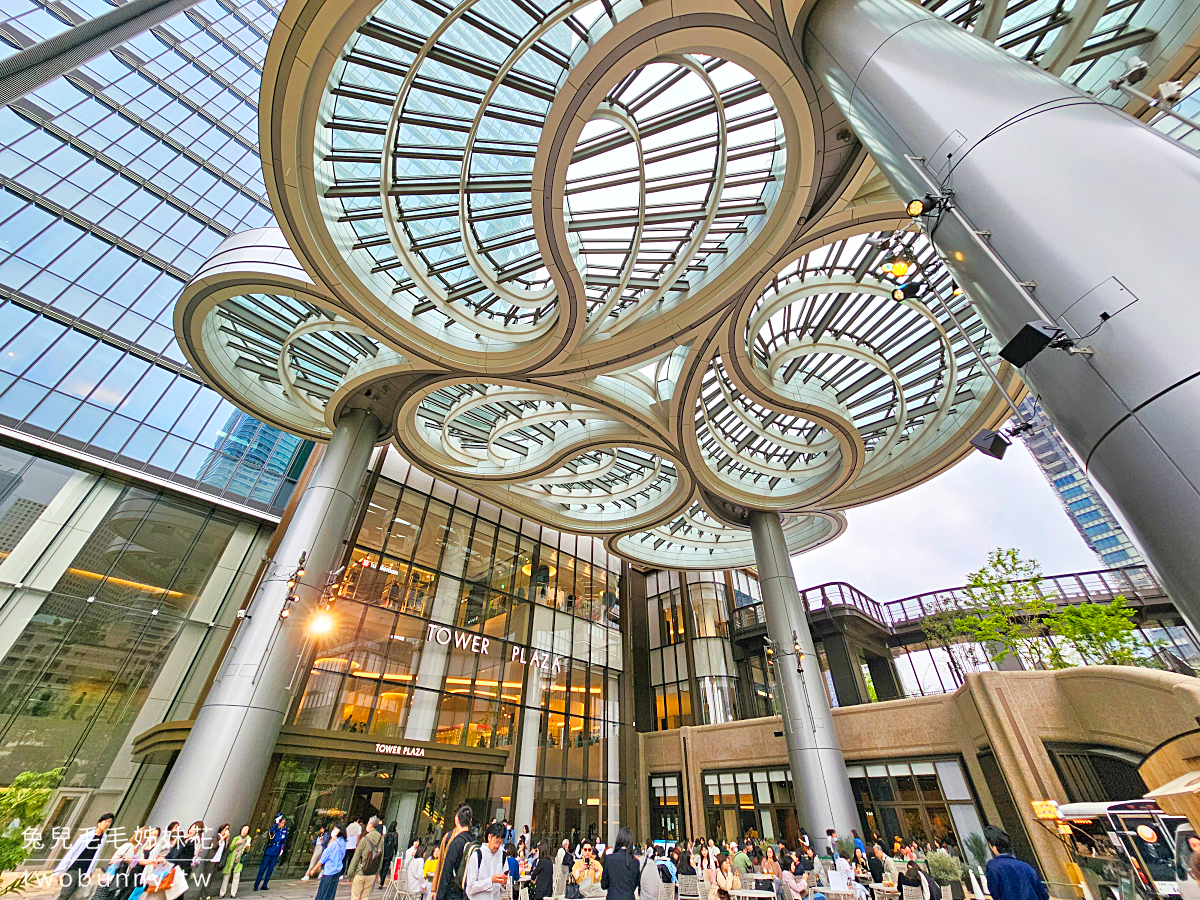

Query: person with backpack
[465,823,509,900]
[380,823,399,888]
[345,817,385,900]
[435,805,476,900]
[654,845,677,884]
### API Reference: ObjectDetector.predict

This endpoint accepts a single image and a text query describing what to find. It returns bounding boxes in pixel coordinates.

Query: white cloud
[791,439,1101,601]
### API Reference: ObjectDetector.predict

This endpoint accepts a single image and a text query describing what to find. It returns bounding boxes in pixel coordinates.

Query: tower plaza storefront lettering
[375,743,426,756]
[423,623,565,677]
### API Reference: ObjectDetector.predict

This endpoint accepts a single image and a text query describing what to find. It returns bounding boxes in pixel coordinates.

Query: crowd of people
[367,812,1046,900]
[52,815,259,900]
[52,808,1045,900]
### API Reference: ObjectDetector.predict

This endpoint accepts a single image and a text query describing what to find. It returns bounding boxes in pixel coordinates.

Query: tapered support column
[748,511,859,837]
[805,0,1200,632]
[149,408,380,828]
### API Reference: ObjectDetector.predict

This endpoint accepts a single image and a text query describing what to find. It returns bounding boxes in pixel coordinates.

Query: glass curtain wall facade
[1015,398,1145,568]
[0,0,310,516]
[0,440,272,820]
[645,570,746,731]
[282,450,626,847]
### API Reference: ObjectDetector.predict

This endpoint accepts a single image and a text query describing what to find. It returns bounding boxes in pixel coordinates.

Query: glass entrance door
[351,785,391,824]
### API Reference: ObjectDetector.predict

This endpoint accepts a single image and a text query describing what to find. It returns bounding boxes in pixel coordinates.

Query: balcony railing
[729,565,1167,639]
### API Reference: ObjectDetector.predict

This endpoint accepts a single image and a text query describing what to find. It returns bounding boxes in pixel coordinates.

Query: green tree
[960,548,1054,668]
[1046,596,1161,668]
[0,767,65,893]
[922,595,987,682]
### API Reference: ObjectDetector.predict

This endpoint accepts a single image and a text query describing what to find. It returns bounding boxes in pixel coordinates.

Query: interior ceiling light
[891,283,921,301]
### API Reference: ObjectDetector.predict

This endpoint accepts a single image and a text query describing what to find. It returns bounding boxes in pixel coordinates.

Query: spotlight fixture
[951,284,965,297]
[891,283,922,301]
[279,607,291,619]
[970,428,1012,460]
[998,320,1061,368]
[879,248,918,280]
[310,611,334,635]
[906,192,945,217]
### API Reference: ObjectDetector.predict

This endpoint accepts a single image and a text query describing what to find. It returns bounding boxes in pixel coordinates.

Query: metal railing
[881,565,1165,629]
[729,565,1167,638]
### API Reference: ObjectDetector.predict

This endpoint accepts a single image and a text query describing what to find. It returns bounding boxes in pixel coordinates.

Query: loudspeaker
[970,429,1011,460]
[999,320,1059,367]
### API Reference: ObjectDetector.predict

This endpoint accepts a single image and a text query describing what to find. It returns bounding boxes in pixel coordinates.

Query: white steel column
[748,510,859,837]
[805,0,1200,634]
[149,408,380,828]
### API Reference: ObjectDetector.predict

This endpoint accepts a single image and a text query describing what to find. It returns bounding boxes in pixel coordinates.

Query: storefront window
[703,767,798,847]
[650,774,683,842]
[847,759,984,853]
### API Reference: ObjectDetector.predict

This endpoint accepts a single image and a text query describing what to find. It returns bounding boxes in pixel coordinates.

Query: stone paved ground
[6,876,387,900]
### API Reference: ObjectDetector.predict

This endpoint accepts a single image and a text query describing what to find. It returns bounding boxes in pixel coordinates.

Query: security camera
[1126,56,1149,85]
[1159,81,1185,105]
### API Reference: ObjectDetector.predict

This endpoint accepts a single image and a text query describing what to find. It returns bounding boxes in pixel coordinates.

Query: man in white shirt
[465,823,508,900]
[55,814,114,900]
[346,819,363,853]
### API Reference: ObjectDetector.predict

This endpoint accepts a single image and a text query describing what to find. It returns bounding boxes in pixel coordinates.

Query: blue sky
[791,438,1101,601]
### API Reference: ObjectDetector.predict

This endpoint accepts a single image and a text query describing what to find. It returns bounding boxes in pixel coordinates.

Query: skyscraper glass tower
[1016,397,1146,569]
[0,0,308,516]
[0,0,309,815]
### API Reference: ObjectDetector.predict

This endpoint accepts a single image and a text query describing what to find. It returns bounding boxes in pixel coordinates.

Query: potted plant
[926,849,965,900]
[964,833,988,871]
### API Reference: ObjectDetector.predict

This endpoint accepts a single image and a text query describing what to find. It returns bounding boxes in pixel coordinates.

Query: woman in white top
[406,844,428,900]
[698,845,718,883]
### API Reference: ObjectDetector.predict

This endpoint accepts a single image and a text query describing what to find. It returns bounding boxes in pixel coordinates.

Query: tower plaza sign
[423,623,565,679]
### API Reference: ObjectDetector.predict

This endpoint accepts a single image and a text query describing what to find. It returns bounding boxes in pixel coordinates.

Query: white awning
[1145,771,1200,799]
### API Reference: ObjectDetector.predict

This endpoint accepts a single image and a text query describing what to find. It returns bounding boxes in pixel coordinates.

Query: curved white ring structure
[175,0,1026,568]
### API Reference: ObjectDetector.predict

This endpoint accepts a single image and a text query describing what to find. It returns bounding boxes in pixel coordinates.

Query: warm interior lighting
[65,567,185,599]
[520,562,556,577]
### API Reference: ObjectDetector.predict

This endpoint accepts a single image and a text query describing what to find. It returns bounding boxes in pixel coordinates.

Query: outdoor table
[869,883,901,900]
[731,890,776,899]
